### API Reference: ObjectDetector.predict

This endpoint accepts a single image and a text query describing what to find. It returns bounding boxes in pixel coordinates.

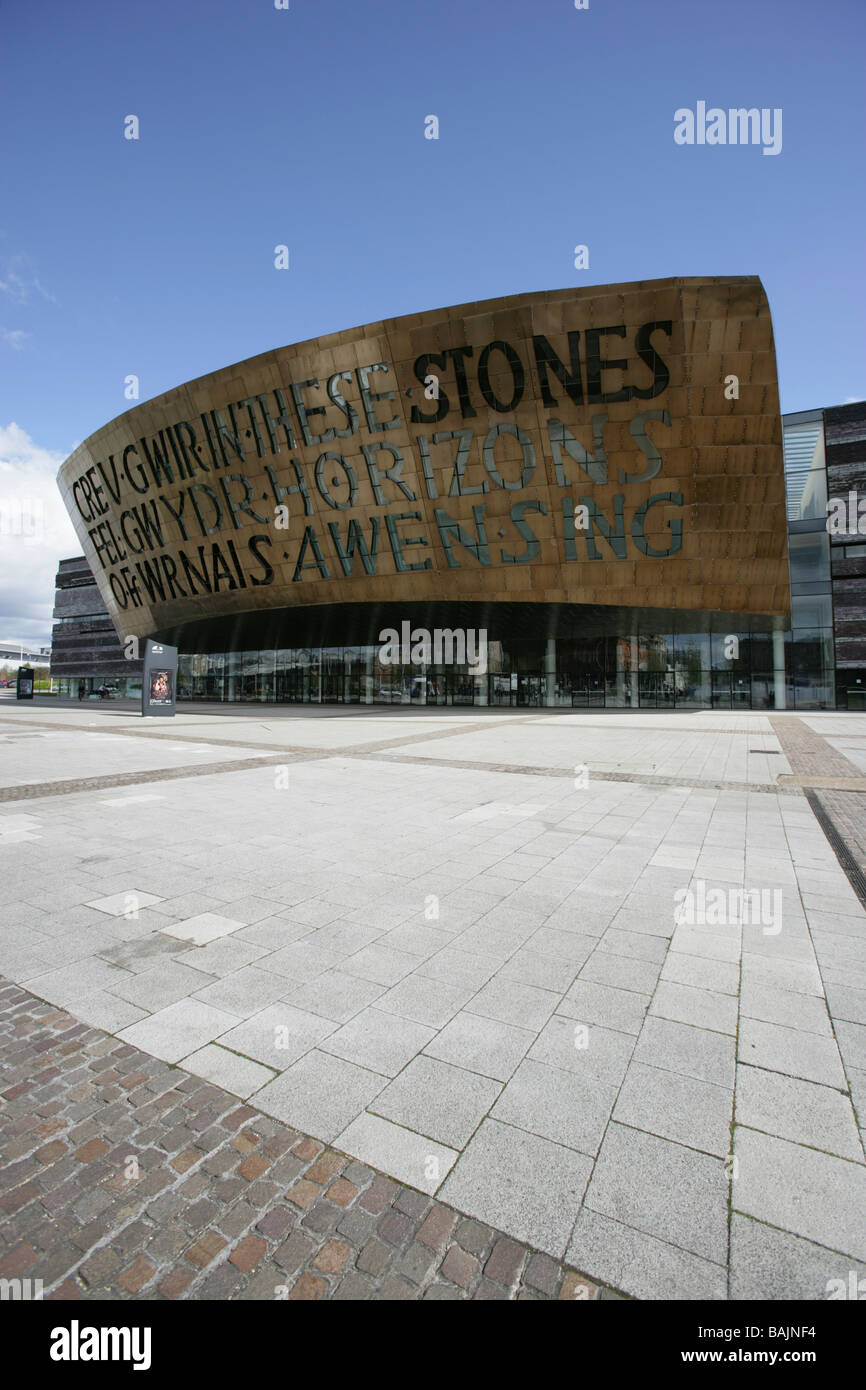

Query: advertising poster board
[141,640,178,718]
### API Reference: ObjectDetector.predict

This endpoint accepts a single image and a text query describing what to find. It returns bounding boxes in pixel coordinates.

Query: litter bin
[16,665,34,700]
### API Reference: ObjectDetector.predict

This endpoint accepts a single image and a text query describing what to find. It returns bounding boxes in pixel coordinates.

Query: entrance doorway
[516,673,543,707]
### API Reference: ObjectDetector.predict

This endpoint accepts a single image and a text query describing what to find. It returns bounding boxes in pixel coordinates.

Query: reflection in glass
[169,621,832,712]
[788,532,830,587]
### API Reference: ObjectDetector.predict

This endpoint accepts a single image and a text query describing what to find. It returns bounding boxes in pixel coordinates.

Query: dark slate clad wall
[50,556,144,681]
[826,404,866,681]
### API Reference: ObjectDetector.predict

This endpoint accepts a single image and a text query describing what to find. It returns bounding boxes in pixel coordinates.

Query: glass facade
[54,675,143,699]
[177,629,786,710]
[783,411,835,709]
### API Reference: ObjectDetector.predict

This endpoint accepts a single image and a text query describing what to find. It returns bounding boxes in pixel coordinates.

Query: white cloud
[0,423,82,645]
[0,255,57,305]
[0,328,29,350]
[843,396,865,405]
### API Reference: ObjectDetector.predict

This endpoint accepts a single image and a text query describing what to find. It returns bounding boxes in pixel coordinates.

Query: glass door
[320,649,344,702]
[638,672,662,708]
[711,670,732,709]
[490,675,516,707]
[275,660,309,703]
[448,672,477,705]
[516,673,542,707]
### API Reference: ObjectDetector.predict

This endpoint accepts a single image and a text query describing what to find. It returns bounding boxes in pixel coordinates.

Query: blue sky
[1,0,864,641]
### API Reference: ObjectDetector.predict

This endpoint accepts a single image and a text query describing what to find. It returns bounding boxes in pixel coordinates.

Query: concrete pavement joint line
[734,1058,851,1099]
[0,713,523,757]
[729,921,747,1303]
[733,1119,865,1166]
[0,715,365,757]
[728,1209,864,1266]
[324,720,521,755]
[0,753,332,803]
[344,751,800,795]
[522,720,780,735]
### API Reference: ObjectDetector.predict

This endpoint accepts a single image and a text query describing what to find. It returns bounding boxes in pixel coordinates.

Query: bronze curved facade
[57,276,788,669]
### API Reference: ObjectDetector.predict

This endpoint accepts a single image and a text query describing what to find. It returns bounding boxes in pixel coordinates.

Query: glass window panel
[672,635,709,688]
[788,531,830,586]
[676,671,711,708]
[710,631,748,669]
[515,641,546,673]
[636,634,672,670]
[783,420,826,521]
[751,674,774,710]
[490,673,515,706]
[791,594,832,628]
[484,639,505,673]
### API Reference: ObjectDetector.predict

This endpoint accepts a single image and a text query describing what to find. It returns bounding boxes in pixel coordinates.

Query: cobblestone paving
[770,715,863,781]
[770,717,866,875]
[0,978,614,1301]
[813,791,866,874]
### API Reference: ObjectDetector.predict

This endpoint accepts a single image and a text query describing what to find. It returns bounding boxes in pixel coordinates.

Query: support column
[630,634,640,709]
[616,639,626,707]
[364,649,375,704]
[773,630,787,710]
[544,638,557,707]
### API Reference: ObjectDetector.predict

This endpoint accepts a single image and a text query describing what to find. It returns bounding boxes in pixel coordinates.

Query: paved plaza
[1,698,865,1300]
